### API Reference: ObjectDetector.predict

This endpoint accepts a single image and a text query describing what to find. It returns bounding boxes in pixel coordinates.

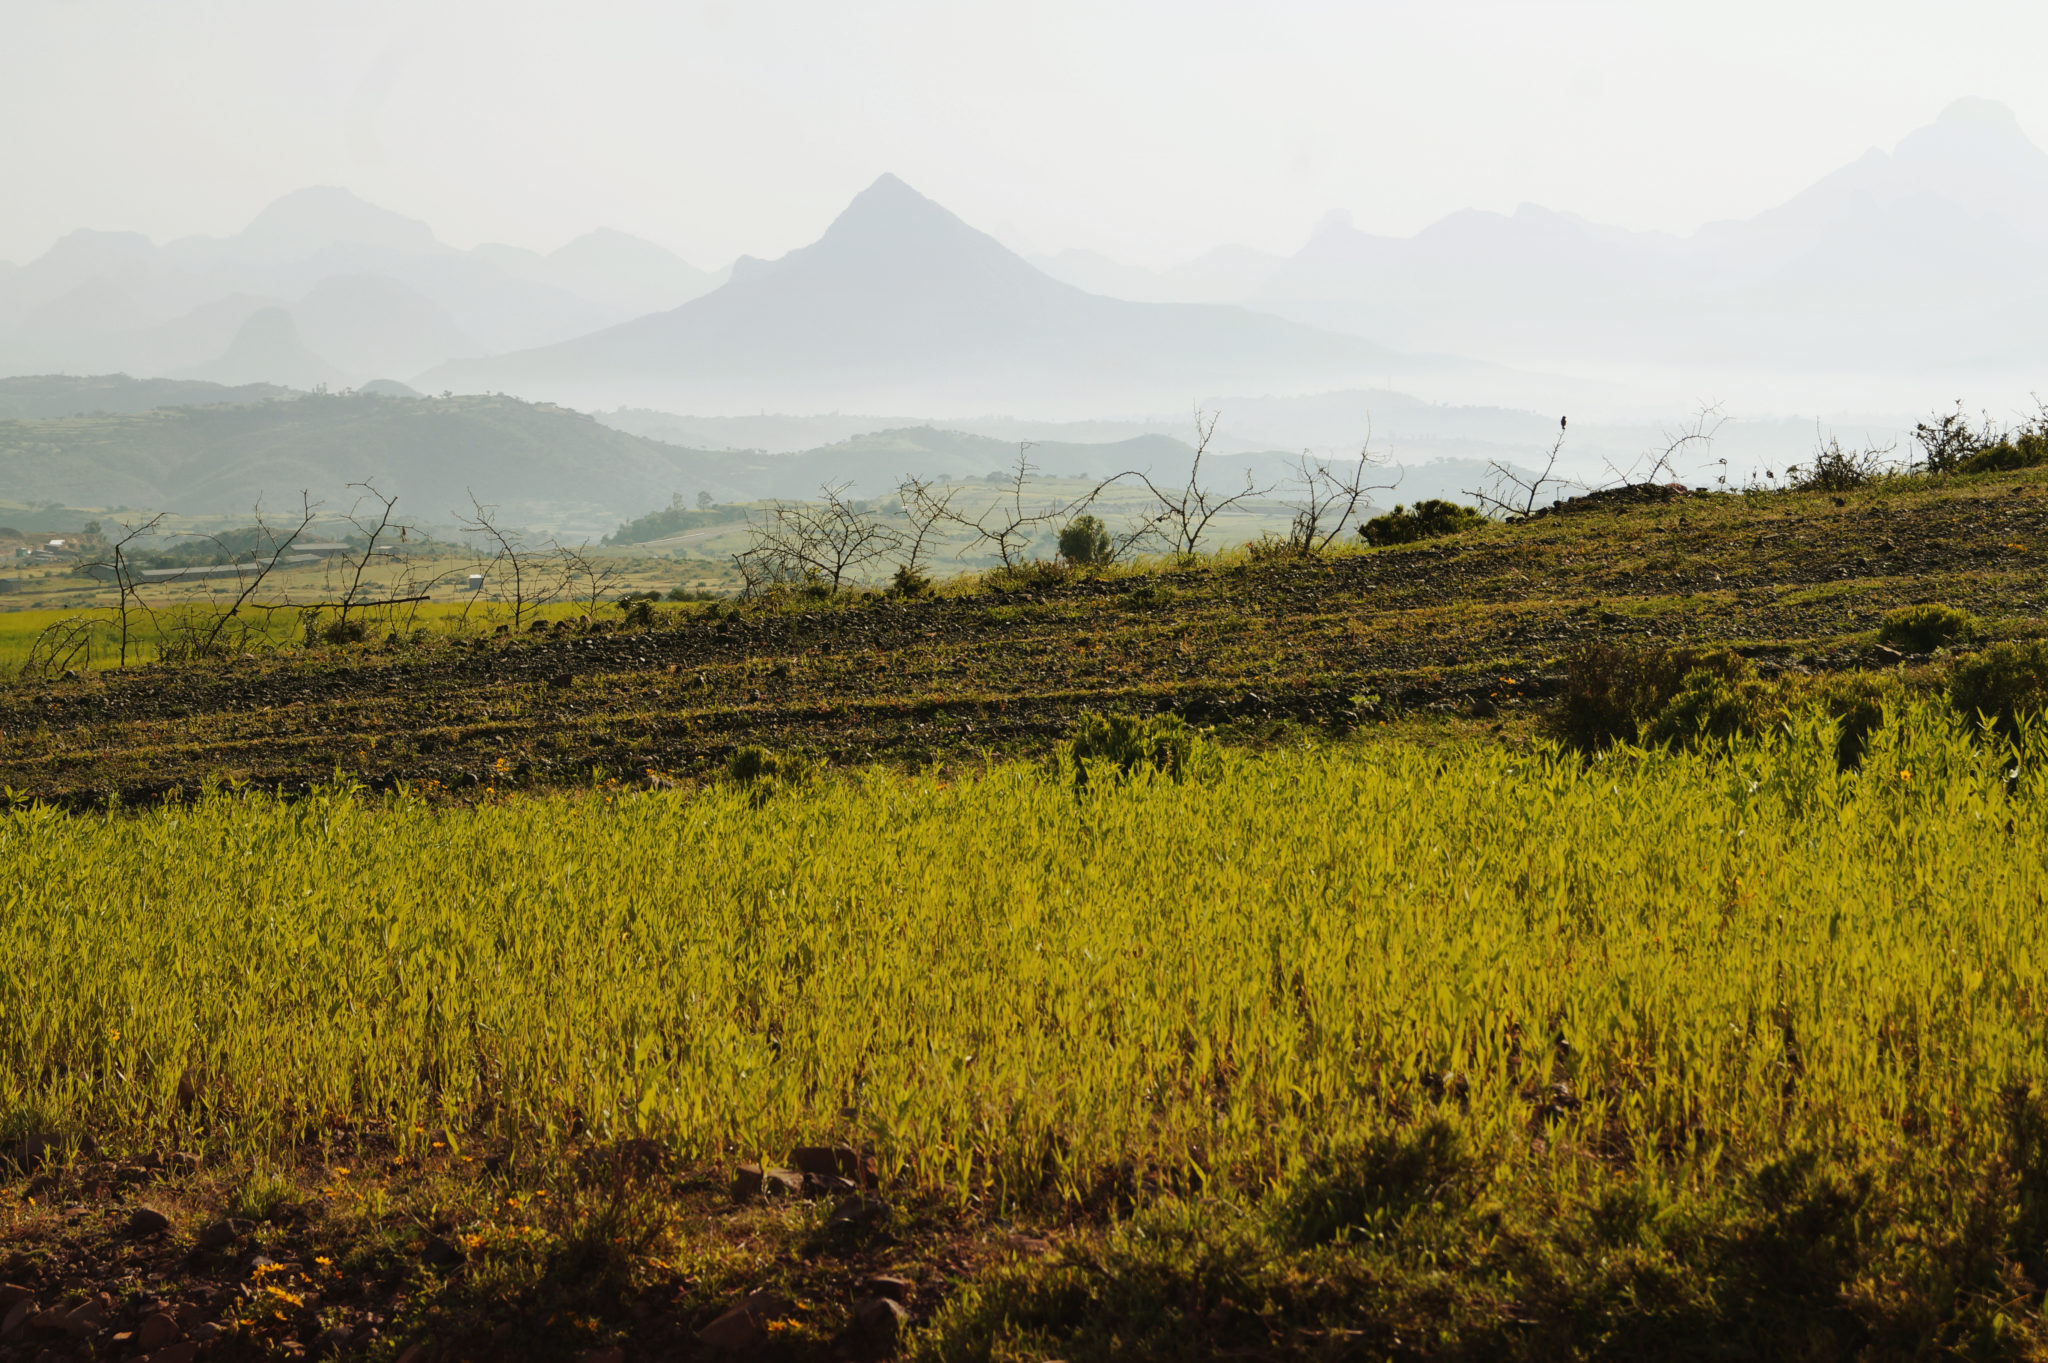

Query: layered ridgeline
[419,175,1462,415]
[15,378,1497,534]
[1034,99,2048,404]
[0,187,722,388]
[0,386,718,531]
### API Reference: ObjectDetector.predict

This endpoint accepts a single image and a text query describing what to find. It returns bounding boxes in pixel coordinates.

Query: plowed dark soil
[4,473,2045,807]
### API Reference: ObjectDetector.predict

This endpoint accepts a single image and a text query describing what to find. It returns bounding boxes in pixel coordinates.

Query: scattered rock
[791,1144,860,1179]
[851,1295,911,1353]
[314,1324,356,1355]
[126,1205,173,1237]
[1,1297,34,1339]
[576,1348,625,1363]
[0,1284,30,1309]
[732,1163,804,1202]
[698,1290,793,1352]
[829,1194,890,1229]
[861,1275,914,1303]
[135,1311,181,1348]
[141,1343,201,1363]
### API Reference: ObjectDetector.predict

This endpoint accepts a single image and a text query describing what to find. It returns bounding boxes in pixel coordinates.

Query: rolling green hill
[0,389,731,534]
[0,372,288,419]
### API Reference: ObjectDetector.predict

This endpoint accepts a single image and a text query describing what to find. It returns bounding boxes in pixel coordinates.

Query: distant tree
[697,491,715,510]
[1057,513,1112,565]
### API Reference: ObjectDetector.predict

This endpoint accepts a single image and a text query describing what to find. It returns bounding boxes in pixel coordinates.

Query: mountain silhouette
[0,189,716,383]
[1050,98,2048,403]
[181,307,347,390]
[420,174,1429,413]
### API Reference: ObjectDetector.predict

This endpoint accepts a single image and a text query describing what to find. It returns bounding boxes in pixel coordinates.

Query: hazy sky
[4,0,2044,269]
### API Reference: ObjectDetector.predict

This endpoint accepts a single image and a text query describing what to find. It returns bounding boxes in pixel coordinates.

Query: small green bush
[1801,672,1912,769]
[725,744,815,788]
[890,563,933,597]
[1643,667,1778,749]
[1359,500,1487,547]
[1057,514,1113,566]
[1948,640,2048,737]
[1876,603,1976,654]
[1068,711,1201,788]
[1790,438,1894,492]
[1960,431,2048,474]
[1273,1119,1475,1247]
[986,559,1072,593]
[1555,643,1755,751]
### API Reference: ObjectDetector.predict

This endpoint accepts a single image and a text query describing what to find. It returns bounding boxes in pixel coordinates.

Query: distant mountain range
[1033,98,2048,404]
[418,175,1470,415]
[0,188,722,389]
[1,98,2038,423]
[3,374,1885,537]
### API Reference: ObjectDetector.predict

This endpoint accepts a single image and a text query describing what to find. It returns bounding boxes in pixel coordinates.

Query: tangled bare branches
[1605,403,1727,490]
[1281,427,1399,554]
[1468,417,1580,520]
[1123,409,1271,558]
[733,483,904,595]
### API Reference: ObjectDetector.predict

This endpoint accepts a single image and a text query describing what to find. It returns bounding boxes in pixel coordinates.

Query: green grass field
[5,706,2047,1357]
[6,464,2048,1359]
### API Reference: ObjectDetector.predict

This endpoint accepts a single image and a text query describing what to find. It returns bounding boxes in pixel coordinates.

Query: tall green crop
[2,705,2042,1207]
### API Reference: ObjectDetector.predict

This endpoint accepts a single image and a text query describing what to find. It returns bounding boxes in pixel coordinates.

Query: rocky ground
[3,471,2043,807]
[1,1135,1044,1362]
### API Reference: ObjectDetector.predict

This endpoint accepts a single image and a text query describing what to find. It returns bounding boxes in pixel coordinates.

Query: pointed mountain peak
[1313,207,1357,237]
[237,187,441,260]
[822,174,964,240]
[1935,96,2023,133]
[746,173,1037,286]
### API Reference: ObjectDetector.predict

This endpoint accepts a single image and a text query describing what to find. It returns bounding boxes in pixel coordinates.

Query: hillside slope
[421,175,1445,414]
[0,372,287,419]
[4,464,2041,806]
[0,391,725,530]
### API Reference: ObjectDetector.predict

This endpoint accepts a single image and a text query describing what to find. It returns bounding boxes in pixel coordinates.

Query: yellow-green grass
[0,598,669,675]
[3,706,2041,1209]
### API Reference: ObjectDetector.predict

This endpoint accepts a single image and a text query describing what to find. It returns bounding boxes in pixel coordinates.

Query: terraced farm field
[2,468,2047,1362]
[2,469,2045,808]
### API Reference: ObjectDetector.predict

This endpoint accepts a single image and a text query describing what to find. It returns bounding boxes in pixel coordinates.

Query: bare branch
[1601,402,1727,490]
[734,483,903,596]
[1282,422,1401,554]
[1126,407,1273,558]
[80,511,167,668]
[1466,417,1579,520]
[199,493,319,653]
